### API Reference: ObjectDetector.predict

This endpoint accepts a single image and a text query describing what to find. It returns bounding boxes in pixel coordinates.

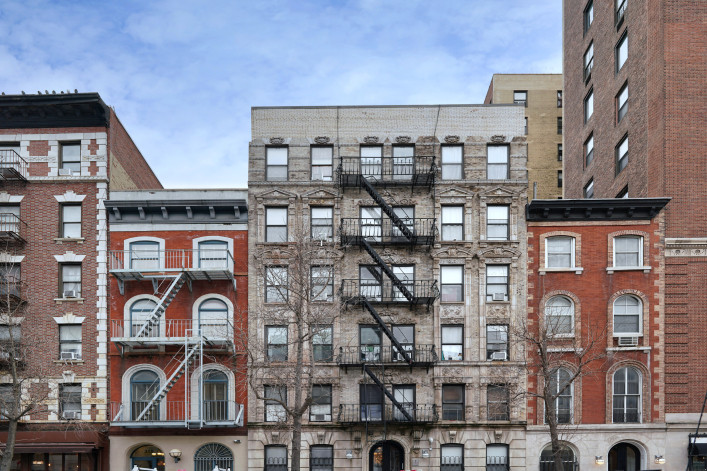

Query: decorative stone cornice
[666,238,707,257]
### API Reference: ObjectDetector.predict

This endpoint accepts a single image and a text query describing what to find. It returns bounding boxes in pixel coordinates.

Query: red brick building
[525,198,669,470]
[0,93,161,470]
[105,190,248,471]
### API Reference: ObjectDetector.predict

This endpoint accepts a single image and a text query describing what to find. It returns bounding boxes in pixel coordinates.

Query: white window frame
[545,296,575,337]
[546,367,573,425]
[487,145,509,180]
[612,235,643,269]
[545,236,576,269]
[123,237,165,270]
[612,366,641,424]
[441,146,463,180]
[192,236,233,270]
[441,206,464,242]
[613,294,643,336]
[311,146,333,182]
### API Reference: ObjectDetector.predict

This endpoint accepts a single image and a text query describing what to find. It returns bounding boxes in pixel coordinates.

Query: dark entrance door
[370,441,404,471]
[608,442,640,471]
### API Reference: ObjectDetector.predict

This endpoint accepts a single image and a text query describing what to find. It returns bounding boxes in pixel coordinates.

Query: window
[614,235,642,267]
[0,264,20,297]
[616,134,628,174]
[310,266,333,302]
[441,445,464,471]
[392,325,414,362]
[264,385,287,421]
[613,295,642,335]
[557,90,563,107]
[392,385,415,421]
[59,325,82,360]
[312,325,333,362]
[584,179,594,199]
[194,443,233,471]
[617,186,629,198]
[203,371,228,421]
[361,146,382,178]
[487,205,509,241]
[557,117,562,135]
[198,298,229,339]
[617,82,629,122]
[547,368,572,424]
[487,145,509,180]
[129,298,157,337]
[584,134,594,166]
[613,367,640,423]
[198,240,229,269]
[311,146,333,181]
[584,1,594,34]
[392,206,414,238]
[584,43,594,82]
[486,444,509,471]
[486,265,508,302]
[266,147,288,181]
[310,385,332,421]
[441,146,463,180]
[265,266,288,303]
[442,385,464,420]
[440,266,463,302]
[540,445,577,470]
[0,384,13,418]
[486,325,508,360]
[129,241,160,270]
[265,207,287,242]
[441,206,463,241]
[60,204,81,238]
[359,265,382,301]
[392,145,414,180]
[310,446,333,471]
[392,265,414,301]
[545,296,574,335]
[60,264,81,298]
[546,236,575,268]
[266,326,287,361]
[557,143,563,161]
[360,325,381,362]
[311,207,333,241]
[60,384,81,419]
[513,90,527,106]
[360,384,383,421]
[557,170,563,188]
[265,446,288,471]
[441,325,463,361]
[487,384,509,421]
[130,370,159,420]
[60,143,80,173]
[616,31,628,72]
[616,0,627,25]
[584,89,594,123]
[0,205,20,236]
[524,117,528,135]
[360,207,381,242]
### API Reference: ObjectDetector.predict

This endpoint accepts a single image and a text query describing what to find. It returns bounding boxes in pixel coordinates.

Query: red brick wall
[108,110,162,190]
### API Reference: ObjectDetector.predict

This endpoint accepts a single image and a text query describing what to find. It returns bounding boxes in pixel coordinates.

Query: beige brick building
[485,74,563,200]
[247,105,528,471]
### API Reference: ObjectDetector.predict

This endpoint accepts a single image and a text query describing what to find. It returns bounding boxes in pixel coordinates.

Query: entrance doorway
[130,445,166,471]
[370,441,404,471]
[608,442,640,471]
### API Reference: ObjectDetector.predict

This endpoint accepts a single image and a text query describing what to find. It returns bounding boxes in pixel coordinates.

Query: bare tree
[239,223,340,471]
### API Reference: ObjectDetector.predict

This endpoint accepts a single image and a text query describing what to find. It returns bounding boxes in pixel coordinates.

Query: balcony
[0,150,28,182]
[110,400,244,428]
[0,214,26,244]
[337,156,436,188]
[110,319,233,347]
[340,279,438,307]
[0,281,25,304]
[337,404,438,424]
[340,218,436,247]
[109,249,234,282]
[337,345,437,367]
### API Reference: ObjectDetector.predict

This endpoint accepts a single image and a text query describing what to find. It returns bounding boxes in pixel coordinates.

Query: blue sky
[0,0,561,188]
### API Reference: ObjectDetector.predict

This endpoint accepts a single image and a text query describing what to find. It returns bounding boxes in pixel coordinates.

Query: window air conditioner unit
[60,351,81,360]
[492,292,506,301]
[63,290,78,298]
[491,351,508,361]
[312,414,331,421]
[618,336,639,347]
[62,411,80,420]
[58,168,73,176]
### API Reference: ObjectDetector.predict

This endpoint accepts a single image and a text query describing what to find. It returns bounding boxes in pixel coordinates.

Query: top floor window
[311,147,333,181]
[266,147,288,181]
[546,236,575,268]
[198,240,228,269]
[129,241,160,270]
[614,235,642,267]
[441,146,463,180]
[513,91,527,106]
[392,145,414,180]
[361,146,382,179]
[60,143,81,173]
[487,145,509,180]
[584,1,593,34]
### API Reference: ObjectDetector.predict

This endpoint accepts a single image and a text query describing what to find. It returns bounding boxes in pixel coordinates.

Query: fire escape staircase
[133,274,186,339]
[363,364,413,422]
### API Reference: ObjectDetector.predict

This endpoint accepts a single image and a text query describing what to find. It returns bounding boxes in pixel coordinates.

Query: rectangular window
[614,236,642,267]
[265,207,288,242]
[361,146,382,178]
[391,206,414,238]
[584,89,594,123]
[584,134,594,166]
[557,117,563,135]
[486,265,508,302]
[359,265,382,301]
[0,264,20,298]
[486,325,508,361]
[360,207,382,242]
[524,117,528,135]
[584,0,593,33]
[487,145,509,180]
[310,266,333,302]
[265,446,288,471]
[266,147,288,181]
[311,207,333,241]
[558,170,563,188]
[513,90,527,106]
[486,444,509,471]
[557,144,563,161]
[441,146,463,180]
[487,206,509,241]
[616,31,628,72]
[60,143,81,173]
[441,325,463,361]
[546,236,575,268]
[265,266,288,303]
[266,326,288,361]
[440,266,463,302]
[60,264,81,298]
[392,385,415,421]
[617,82,628,122]
[584,43,594,82]
[60,384,81,419]
[487,384,509,421]
[311,146,333,181]
[392,265,414,301]
[60,204,81,238]
[310,446,333,471]
[312,325,333,362]
[129,240,160,270]
[59,325,82,360]
[584,179,594,199]
[392,145,414,180]
[310,385,332,421]
[264,386,287,421]
[0,384,13,418]
[442,385,464,421]
[441,206,464,242]
[557,90,563,108]
[441,444,463,471]
[360,384,383,421]
[392,325,414,362]
[616,134,629,174]
[616,0,627,25]
[0,205,20,236]
[360,325,381,362]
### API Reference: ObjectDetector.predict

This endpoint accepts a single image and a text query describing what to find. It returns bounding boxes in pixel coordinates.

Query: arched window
[198,298,229,339]
[194,443,233,471]
[539,445,576,471]
[613,295,642,335]
[129,298,158,337]
[203,370,228,421]
[613,367,641,423]
[198,240,229,269]
[129,240,160,270]
[545,296,574,335]
[131,445,166,471]
[130,370,159,421]
[547,368,573,424]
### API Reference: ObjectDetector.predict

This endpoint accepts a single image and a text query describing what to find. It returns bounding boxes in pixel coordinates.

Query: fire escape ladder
[363,365,413,422]
[359,177,414,241]
[134,343,200,422]
[360,299,412,365]
[360,238,414,302]
[134,273,186,338]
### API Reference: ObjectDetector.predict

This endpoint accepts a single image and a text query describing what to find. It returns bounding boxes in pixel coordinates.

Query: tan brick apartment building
[248,105,528,471]
[485,74,564,200]
[562,1,707,467]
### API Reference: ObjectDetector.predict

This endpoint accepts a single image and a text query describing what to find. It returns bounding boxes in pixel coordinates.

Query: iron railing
[109,249,234,272]
[337,345,437,366]
[337,156,436,186]
[0,214,26,241]
[110,400,240,423]
[111,319,233,341]
[339,218,436,246]
[337,404,438,424]
[340,279,438,305]
[0,150,28,180]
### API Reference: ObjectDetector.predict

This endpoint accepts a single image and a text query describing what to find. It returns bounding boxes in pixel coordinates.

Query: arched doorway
[194,443,234,471]
[370,441,404,471]
[608,442,640,471]
[130,445,166,471]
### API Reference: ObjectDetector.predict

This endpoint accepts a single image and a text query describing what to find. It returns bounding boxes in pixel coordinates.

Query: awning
[689,442,707,457]
[11,443,96,453]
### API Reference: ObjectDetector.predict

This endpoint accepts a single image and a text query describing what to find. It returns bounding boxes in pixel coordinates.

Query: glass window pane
[441,266,462,284]
[267,148,287,165]
[443,206,463,224]
[442,146,462,163]
[442,326,462,343]
[311,147,332,164]
[487,146,508,164]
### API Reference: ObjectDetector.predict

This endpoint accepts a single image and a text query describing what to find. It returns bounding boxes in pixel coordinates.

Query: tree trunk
[291,315,305,471]
[0,418,18,471]
[546,400,565,471]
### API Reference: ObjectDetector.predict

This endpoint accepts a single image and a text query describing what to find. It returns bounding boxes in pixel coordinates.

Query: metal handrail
[111,318,233,340]
[110,400,241,422]
[337,345,438,365]
[337,404,438,423]
[340,279,439,303]
[339,218,437,245]
[109,249,235,272]
[0,213,27,238]
[338,155,436,180]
